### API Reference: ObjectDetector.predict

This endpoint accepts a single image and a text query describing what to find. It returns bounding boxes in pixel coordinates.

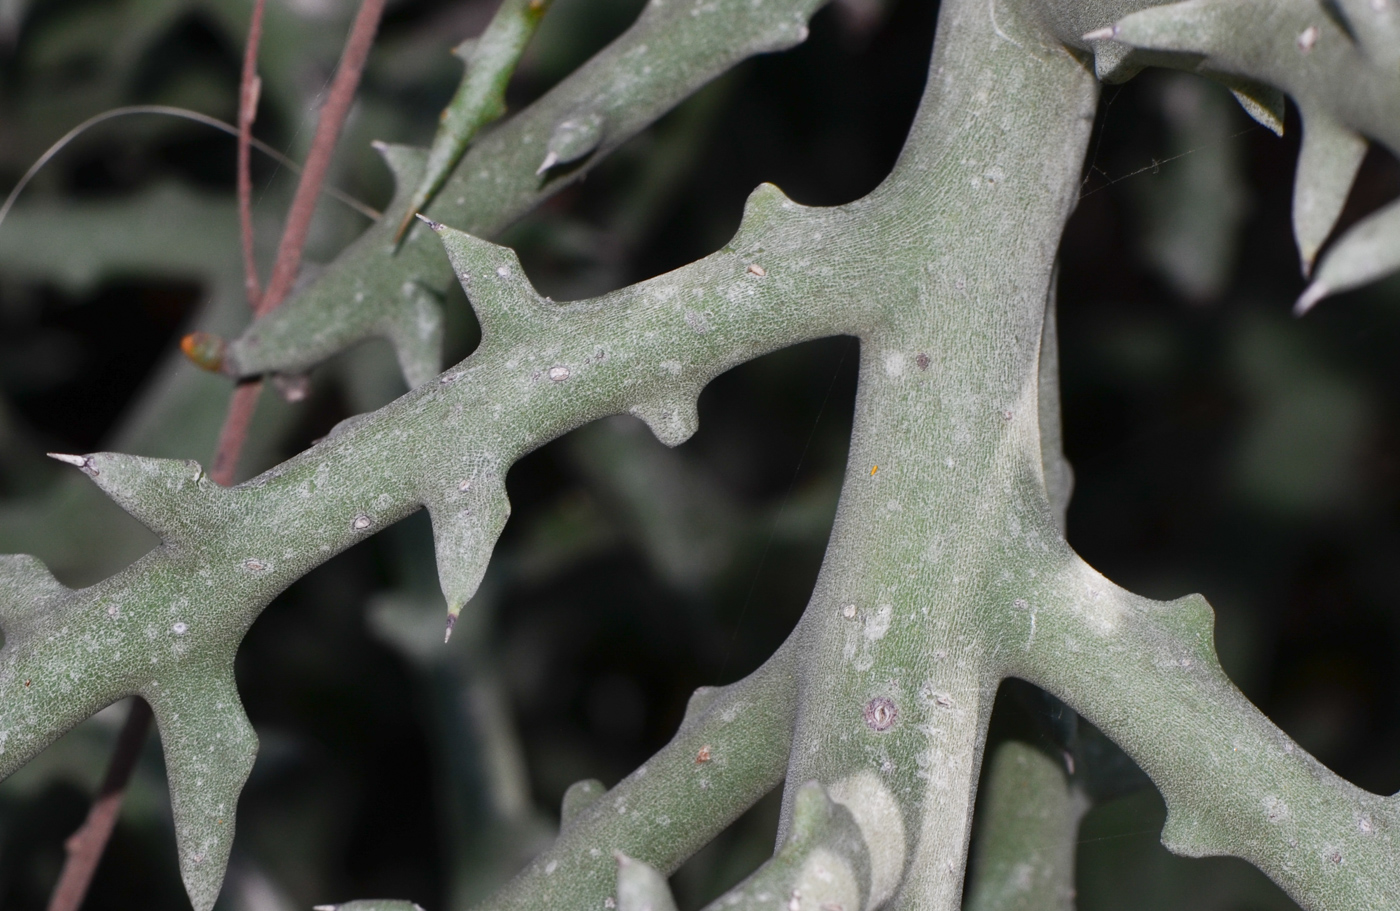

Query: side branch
[483,644,799,911]
[0,182,869,909]
[1002,553,1400,911]
[224,0,826,384]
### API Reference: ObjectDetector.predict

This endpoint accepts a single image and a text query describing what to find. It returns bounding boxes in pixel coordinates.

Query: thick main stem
[779,2,1098,908]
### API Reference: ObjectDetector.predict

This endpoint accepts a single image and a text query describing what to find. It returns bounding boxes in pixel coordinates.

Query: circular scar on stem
[864,697,897,731]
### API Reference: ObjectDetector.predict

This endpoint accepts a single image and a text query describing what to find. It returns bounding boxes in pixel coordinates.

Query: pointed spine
[426,469,511,641]
[1292,113,1368,275]
[537,111,606,175]
[1297,196,1400,313]
[430,223,548,345]
[58,452,224,545]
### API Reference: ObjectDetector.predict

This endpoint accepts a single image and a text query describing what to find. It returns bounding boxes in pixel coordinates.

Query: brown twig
[259,0,388,317]
[44,699,153,911]
[45,3,388,909]
[210,380,265,486]
[238,0,268,312]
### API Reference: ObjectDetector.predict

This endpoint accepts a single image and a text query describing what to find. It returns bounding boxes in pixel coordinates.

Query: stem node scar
[864,697,897,732]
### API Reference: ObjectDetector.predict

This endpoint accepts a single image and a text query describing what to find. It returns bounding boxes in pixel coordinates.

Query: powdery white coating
[863,604,892,641]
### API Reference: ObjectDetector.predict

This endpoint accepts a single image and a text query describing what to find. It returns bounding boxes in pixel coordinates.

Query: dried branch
[259,0,387,316]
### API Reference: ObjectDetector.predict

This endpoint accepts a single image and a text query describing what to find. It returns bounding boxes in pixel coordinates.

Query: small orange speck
[24,680,31,687]
[870,465,878,476]
[181,332,226,373]
[696,745,712,763]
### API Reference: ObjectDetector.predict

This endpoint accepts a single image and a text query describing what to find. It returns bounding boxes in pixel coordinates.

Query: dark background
[1,0,1398,908]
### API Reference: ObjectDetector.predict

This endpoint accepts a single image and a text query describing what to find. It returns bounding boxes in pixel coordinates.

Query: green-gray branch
[225,0,826,387]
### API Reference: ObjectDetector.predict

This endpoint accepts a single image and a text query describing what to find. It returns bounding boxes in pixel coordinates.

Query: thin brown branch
[259,0,389,316]
[210,380,265,486]
[238,0,268,312]
[44,5,388,909]
[44,699,153,911]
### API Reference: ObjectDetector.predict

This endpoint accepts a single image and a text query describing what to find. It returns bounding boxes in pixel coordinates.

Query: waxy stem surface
[3,1,1400,910]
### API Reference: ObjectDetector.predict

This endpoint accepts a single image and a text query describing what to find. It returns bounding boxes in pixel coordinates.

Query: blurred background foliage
[0,0,1398,909]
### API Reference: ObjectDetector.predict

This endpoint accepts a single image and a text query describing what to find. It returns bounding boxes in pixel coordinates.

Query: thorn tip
[47,452,90,469]
[1295,283,1329,316]
[1083,26,1117,41]
[536,151,560,176]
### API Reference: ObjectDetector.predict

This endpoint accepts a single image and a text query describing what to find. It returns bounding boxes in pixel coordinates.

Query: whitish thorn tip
[444,608,460,643]
[1083,26,1117,41]
[535,151,559,176]
[47,452,90,469]
[416,213,442,231]
[1295,283,1329,315]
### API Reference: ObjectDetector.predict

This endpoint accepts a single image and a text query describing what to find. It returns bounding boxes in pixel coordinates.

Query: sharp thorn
[47,452,90,469]
[1295,282,1329,316]
[444,611,457,643]
[415,212,443,231]
[1083,26,1118,41]
[535,151,559,176]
